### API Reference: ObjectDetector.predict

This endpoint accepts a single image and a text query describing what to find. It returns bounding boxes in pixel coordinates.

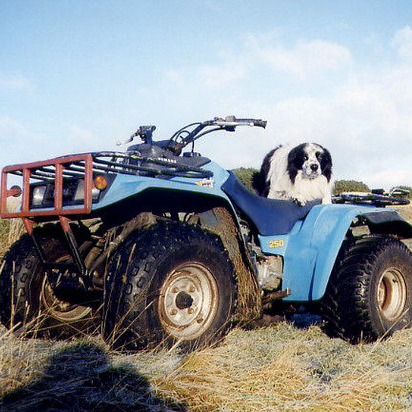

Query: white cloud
[0,116,46,165]
[197,64,246,88]
[228,35,412,189]
[0,116,26,138]
[128,28,412,191]
[165,61,246,91]
[262,65,412,189]
[69,125,95,143]
[246,35,353,79]
[0,118,100,168]
[392,26,412,60]
[67,125,102,153]
[0,73,32,91]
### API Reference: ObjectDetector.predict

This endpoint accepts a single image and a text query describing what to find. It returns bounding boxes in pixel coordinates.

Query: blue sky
[2,1,412,189]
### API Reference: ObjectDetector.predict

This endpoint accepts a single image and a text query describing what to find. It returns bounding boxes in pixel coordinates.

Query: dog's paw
[322,195,332,204]
[293,196,307,207]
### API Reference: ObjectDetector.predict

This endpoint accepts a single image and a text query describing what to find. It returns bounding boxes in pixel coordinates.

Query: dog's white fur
[258,143,333,206]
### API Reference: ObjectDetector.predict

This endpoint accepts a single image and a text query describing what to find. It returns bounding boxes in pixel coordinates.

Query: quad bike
[1,116,412,349]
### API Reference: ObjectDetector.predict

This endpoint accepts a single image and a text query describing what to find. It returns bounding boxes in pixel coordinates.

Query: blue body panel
[260,203,390,302]
[91,161,407,303]
[93,161,231,210]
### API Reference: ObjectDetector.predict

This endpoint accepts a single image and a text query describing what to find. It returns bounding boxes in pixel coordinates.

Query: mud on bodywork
[193,207,262,321]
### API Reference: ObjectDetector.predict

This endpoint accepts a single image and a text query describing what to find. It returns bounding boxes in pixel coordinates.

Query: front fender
[93,161,231,211]
[282,204,412,301]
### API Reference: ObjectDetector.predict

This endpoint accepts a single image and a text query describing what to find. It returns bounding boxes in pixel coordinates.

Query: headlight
[31,185,47,206]
[92,187,100,201]
[74,180,85,202]
[74,180,100,202]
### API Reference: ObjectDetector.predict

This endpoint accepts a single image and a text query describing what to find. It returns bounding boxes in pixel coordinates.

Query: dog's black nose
[311,164,319,171]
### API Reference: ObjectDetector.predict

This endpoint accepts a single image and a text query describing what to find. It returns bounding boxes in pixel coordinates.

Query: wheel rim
[40,278,92,322]
[40,251,92,323]
[158,262,219,340]
[377,267,407,321]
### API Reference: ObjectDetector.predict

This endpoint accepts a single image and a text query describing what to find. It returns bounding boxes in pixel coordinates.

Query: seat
[221,172,320,235]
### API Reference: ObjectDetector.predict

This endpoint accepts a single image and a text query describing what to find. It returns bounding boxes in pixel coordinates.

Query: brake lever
[117,125,156,146]
[116,133,136,146]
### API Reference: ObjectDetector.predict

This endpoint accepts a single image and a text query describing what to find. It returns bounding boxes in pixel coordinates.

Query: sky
[2,1,412,189]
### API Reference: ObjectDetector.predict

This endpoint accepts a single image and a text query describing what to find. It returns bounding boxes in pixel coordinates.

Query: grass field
[1,209,412,411]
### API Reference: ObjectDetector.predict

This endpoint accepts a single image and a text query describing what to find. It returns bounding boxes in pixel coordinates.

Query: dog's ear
[254,149,276,196]
[320,147,333,182]
[287,144,306,183]
[252,171,264,195]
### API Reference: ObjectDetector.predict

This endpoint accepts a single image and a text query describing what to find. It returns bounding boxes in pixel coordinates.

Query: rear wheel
[0,226,98,338]
[103,222,237,351]
[322,235,412,343]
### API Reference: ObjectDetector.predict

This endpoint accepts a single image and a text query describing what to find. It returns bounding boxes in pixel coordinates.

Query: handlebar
[165,115,267,154]
[119,115,267,155]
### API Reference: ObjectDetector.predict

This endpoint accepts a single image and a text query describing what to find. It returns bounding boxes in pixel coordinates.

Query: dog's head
[287,143,332,183]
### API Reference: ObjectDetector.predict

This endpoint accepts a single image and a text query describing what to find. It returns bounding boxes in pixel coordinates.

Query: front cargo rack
[1,154,94,219]
[93,151,213,179]
[1,151,213,219]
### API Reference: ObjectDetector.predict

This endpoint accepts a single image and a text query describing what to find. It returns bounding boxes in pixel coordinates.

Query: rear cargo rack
[333,193,410,207]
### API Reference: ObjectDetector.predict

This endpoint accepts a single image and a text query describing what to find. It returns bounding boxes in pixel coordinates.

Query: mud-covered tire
[0,225,98,338]
[102,222,237,351]
[321,235,412,343]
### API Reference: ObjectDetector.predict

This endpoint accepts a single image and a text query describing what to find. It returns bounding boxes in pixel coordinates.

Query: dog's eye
[303,155,308,161]
[316,152,323,160]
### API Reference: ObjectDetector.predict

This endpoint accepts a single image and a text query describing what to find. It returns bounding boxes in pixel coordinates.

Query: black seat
[221,172,320,235]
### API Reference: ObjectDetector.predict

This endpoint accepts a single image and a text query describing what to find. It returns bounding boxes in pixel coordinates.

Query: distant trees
[333,180,370,195]
[232,167,259,192]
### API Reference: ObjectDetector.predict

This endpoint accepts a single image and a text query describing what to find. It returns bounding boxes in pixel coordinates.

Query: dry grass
[0,219,24,260]
[393,204,412,222]
[0,331,185,411]
[156,325,412,411]
[2,216,412,410]
[0,220,11,259]
[2,323,412,411]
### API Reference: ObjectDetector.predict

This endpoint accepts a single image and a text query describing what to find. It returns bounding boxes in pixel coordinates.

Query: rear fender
[276,204,412,302]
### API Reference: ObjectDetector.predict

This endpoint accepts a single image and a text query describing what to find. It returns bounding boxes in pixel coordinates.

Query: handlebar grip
[252,119,267,128]
[216,116,267,128]
[235,118,267,128]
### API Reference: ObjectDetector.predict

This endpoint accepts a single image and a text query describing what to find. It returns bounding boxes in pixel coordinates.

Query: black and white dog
[254,143,333,205]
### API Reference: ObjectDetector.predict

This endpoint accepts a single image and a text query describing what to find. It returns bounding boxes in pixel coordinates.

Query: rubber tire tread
[103,221,237,351]
[321,235,412,343]
[0,224,97,338]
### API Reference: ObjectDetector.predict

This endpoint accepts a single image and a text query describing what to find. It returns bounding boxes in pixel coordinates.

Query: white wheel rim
[377,267,407,321]
[158,262,219,340]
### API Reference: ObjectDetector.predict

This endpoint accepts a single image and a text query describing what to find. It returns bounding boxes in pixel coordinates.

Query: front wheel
[102,222,237,351]
[322,235,412,343]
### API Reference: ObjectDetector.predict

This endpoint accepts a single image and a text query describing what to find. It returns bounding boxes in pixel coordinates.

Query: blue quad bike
[1,116,412,349]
